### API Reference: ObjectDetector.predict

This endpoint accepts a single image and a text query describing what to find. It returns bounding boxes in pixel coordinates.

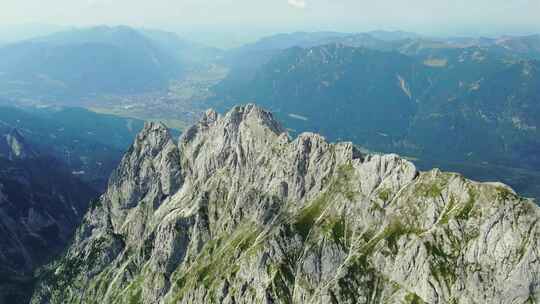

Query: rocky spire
[105,122,182,232]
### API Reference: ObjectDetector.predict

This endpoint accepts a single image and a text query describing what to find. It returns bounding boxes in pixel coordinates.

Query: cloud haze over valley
[1,0,540,45]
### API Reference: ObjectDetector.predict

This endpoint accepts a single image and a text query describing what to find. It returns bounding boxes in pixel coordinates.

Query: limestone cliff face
[32,105,540,304]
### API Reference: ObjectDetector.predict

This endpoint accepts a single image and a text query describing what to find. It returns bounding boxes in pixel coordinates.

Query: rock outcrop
[0,129,36,161]
[32,104,540,304]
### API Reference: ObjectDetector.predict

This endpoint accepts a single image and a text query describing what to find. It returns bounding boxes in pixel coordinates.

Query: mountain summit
[32,105,539,304]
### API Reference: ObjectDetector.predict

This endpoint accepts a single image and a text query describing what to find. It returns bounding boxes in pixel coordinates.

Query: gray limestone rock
[32,104,540,304]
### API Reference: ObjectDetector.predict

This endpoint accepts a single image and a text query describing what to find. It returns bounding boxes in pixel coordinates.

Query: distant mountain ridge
[223,31,540,75]
[0,26,219,104]
[0,105,145,190]
[233,31,540,57]
[213,39,540,199]
[140,28,223,66]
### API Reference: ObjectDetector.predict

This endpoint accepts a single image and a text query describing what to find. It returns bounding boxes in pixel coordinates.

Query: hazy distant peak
[366,30,421,41]
[27,25,149,47]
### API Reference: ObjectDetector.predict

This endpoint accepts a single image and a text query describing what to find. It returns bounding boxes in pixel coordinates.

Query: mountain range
[0,26,537,303]
[228,31,540,58]
[213,33,540,199]
[0,26,220,103]
[3,26,539,200]
[30,105,540,304]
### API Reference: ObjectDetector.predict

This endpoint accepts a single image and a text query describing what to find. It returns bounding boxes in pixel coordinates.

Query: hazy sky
[1,0,539,38]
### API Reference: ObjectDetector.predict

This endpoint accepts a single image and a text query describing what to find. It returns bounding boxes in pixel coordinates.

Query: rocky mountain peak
[32,105,540,304]
[136,122,174,151]
[221,103,286,134]
[200,108,219,125]
[105,121,182,232]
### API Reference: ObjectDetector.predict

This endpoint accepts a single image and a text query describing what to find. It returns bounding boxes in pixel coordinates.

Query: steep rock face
[105,122,182,236]
[32,105,540,304]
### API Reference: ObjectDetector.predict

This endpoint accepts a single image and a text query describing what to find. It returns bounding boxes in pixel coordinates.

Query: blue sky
[1,0,539,37]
